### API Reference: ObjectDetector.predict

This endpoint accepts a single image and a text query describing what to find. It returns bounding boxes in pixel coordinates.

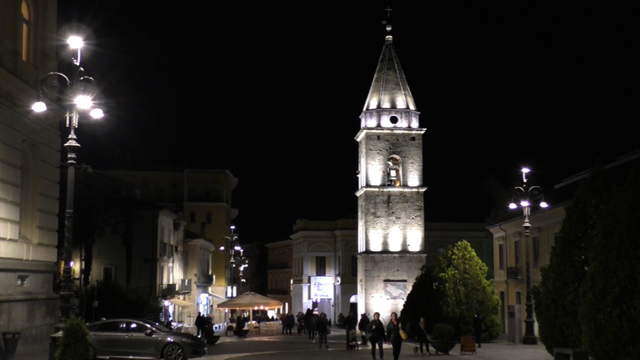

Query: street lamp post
[221,226,248,298]
[509,167,548,345]
[33,36,103,321]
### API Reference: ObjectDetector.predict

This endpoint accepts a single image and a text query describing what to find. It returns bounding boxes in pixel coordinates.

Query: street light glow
[520,200,530,207]
[521,167,530,174]
[540,201,549,208]
[67,36,84,49]
[509,203,518,209]
[90,108,104,119]
[32,100,46,112]
[74,95,93,109]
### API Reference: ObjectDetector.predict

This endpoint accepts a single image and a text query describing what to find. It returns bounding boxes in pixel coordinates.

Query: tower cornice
[355,127,426,142]
[355,186,427,197]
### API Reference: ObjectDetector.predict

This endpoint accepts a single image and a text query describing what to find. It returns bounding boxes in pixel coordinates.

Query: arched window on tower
[20,0,33,63]
[386,155,402,187]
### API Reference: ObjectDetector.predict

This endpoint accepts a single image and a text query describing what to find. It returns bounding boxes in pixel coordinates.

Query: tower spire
[383,6,393,37]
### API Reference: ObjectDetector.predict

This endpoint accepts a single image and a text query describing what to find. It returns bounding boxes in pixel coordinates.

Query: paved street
[203,328,553,360]
[17,327,553,360]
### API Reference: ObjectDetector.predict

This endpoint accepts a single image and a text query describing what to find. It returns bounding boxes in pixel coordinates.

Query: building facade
[0,1,61,358]
[356,23,427,319]
[290,219,357,322]
[488,205,564,342]
[98,169,238,324]
[266,239,292,316]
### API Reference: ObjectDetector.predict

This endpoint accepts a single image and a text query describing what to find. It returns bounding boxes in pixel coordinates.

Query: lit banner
[310,276,334,300]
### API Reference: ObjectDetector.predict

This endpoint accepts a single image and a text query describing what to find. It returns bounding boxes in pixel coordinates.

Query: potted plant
[429,323,457,355]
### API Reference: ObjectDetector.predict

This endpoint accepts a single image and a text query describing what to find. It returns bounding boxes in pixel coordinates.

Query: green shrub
[432,323,455,341]
[55,316,92,360]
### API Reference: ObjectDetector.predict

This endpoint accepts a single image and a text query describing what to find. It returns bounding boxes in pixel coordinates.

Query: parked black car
[81,318,206,360]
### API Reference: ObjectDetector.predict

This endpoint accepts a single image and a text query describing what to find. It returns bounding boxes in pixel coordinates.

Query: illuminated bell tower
[356,19,427,319]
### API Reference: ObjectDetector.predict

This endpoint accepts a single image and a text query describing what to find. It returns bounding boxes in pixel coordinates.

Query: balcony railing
[507,267,521,280]
[159,283,177,298]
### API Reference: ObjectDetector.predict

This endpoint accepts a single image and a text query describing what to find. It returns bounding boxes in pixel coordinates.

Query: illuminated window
[387,155,402,186]
[20,0,32,63]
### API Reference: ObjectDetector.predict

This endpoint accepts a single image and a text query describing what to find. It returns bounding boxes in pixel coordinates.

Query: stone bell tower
[356,18,427,320]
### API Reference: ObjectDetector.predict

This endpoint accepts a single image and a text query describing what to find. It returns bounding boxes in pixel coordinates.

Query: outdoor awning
[170,298,192,307]
[217,291,282,310]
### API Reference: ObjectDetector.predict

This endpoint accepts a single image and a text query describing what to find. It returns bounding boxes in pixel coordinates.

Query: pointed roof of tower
[363,17,417,112]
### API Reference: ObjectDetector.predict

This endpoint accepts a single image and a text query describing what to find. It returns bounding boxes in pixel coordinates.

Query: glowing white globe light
[67,36,84,49]
[32,101,47,112]
[74,95,92,109]
[90,108,104,119]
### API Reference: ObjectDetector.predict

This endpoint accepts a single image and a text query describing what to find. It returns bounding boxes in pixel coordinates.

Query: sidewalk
[203,328,554,360]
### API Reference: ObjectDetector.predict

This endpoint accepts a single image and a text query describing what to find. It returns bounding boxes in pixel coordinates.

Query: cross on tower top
[385,6,393,18]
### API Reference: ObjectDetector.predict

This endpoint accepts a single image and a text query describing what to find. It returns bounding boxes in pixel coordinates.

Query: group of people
[360,312,432,360]
[224,309,486,359]
[194,312,213,337]
[280,312,296,335]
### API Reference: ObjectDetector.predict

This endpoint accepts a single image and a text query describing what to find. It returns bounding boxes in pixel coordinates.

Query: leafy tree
[433,240,501,339]
[532,162,610,355]
[579,165,640,359]
[55,316,92,360]
[402,240,501,341]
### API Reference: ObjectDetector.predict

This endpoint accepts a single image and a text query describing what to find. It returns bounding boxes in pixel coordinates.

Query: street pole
[509,168,547,345]
[32,36,103,322]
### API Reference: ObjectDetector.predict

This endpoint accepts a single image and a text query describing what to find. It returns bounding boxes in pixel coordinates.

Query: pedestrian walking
[416,317,430,356]
[474,313,483,348]
[285,312,295,335]
[386,312,403,360]
[358,313,370,345]
[195,312,204,337]
[367,312,386,360]
[304,308,316,343]
[343,310,357,349]
[316,312,330,349]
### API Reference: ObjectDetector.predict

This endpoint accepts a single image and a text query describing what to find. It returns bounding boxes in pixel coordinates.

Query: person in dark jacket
[304,309,316,342]
[343,311,357,347]
[358,313,371,345]
[473,313,483,348]
[316,312,330,349]
[367,312,386,360]
[195,312,204,337]
[386,312,403,360]
[285,312,295,335]
[416,316,430,356]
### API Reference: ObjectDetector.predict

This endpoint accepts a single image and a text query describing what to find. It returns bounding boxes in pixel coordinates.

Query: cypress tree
[532,161,610,354]
[579,165,640,359]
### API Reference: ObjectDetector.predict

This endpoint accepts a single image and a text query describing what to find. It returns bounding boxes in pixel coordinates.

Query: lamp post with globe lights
[32,35,104,320]
[509,167,548,345]
[220,226,248,298]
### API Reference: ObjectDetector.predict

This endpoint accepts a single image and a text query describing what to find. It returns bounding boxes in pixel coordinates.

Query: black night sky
[56,2,638,243]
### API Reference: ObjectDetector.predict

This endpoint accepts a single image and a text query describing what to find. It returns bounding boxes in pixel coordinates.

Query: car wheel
[163,343,185,360]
